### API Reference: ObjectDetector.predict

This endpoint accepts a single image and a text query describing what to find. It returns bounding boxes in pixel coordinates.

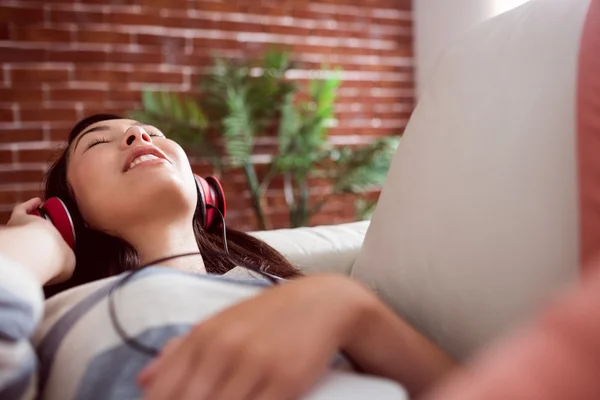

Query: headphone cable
[108,206,278,356]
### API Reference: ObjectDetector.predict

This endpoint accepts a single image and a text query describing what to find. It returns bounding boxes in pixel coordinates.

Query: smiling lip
[127,156,169,171]
[123,146,170,172]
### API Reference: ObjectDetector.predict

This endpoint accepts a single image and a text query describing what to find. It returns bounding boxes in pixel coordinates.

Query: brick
[189,162,216,176]
[20,106,78,122]
[141,0,187,8]
[17,189,44,202]
[243,4,287,17]
[265,193,288,208]
[0,169,44,184]
[0,210,10,224]
[76,30,132,44]
[136,34,186,48]
[0,107,13,122]
[106,50,162,64]
[129,70,184,84]
[107,89,142,102]
[0,87,44,102]
[0,46,46,62]
[0,5,44,24]
[0,149,13,163]
[47,49,107,63]
[0,22,9,40]
[192,2,240,13]
[73,0,130,3]
[165,52,213,67]
[49,9,105,24]
[48,126,71,141]
[264,25,307,36]
[215,20,267,34]
[105,12,162,26]
[328,126,403,136]
[75,67,130,83]
[82,102,139,117]
[49,88,107,102]
[161,15,195,29]
[11,27,72,43]
[17,148,57,163]
[0,190,18,204]
[20,0,74,3]
[11,66,70,83]
[192,38,239,51]
[0,128,44,143]
[223,193,252,211]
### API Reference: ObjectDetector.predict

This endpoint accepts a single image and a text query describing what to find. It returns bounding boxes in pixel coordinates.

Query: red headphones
[30,174,227,250]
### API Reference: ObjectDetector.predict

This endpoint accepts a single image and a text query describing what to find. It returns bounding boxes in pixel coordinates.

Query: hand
[138,274,376,400]
[4,198,75,285]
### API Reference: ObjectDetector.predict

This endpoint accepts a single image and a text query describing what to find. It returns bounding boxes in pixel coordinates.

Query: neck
[123,217,205,274]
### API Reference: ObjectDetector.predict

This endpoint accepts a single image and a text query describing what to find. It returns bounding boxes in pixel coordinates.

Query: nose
[121,125,152,148]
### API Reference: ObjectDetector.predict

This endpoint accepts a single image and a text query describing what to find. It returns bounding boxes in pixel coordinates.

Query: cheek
[163,140,195,184]
[67,151,120,223]
[164,141,192,172]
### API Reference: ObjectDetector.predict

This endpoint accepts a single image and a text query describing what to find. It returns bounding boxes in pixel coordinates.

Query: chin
[125,174,196,217]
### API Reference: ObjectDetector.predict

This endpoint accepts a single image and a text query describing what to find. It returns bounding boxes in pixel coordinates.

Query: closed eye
[86,137,110,150]
[86,132,163,151]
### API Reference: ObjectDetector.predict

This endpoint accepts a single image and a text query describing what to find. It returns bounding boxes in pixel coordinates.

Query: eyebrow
[73,125,109,151]
[73,122,147,152]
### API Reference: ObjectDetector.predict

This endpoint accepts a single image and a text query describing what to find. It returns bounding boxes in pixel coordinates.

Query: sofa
[255,0,600,397]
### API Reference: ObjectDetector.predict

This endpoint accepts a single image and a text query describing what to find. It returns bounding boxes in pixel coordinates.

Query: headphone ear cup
[205,176,226,224]
[39,197,76,249]
[194,174,210,229]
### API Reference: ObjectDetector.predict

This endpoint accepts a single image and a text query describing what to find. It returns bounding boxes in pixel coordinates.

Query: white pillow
[351,0,590,360]
[251,221,369,276]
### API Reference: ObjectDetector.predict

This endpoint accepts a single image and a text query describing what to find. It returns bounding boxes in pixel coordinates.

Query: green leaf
[330,137,399,194]
[142,90,163,115]
[169,93,185,121]
[355,197,378,221]
[277,91,299,154]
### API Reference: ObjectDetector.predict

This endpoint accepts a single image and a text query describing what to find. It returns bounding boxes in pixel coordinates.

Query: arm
[340,279,457,396]
[0,229,45,399]
[2,197,75,285]
[0,200,76,399]
[139,274,457,400]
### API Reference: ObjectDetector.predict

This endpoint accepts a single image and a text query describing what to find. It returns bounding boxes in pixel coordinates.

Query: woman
[0,114,455,400]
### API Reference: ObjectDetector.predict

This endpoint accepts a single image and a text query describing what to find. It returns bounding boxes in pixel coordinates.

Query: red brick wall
[0,0,414,231]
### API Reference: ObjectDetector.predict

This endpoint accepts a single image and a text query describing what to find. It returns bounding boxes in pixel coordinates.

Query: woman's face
[66,119,197,234]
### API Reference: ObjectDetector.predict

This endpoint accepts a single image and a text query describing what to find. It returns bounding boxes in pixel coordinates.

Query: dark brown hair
[43,114,301,298]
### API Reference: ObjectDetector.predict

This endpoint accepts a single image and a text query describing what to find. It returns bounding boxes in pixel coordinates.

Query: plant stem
[283,173,297,227]
[311,189,338,219]
[298,176,310,227]
[243,162,268,230]
[258,162,277,192]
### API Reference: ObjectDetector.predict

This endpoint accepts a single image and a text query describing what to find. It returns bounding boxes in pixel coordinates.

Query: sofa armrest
[250,221,369,276]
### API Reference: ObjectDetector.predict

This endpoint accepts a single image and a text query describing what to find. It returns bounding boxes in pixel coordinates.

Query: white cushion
[351,0,590,360]
[251,221,369,276]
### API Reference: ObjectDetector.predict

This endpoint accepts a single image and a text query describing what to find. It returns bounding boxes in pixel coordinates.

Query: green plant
[131,49,399,230]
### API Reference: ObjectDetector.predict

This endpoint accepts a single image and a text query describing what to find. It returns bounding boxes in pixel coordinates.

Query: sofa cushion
[251,221,369,276]
[351,0,590,360]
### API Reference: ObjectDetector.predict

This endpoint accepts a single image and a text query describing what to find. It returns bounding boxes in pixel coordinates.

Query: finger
[143,343,195,400]
[178,341,232,400]
[252,365,314,400]
[13,198,43,216]
[210,361,265,400]
[254,382,299,400]
[138,336,185,386]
